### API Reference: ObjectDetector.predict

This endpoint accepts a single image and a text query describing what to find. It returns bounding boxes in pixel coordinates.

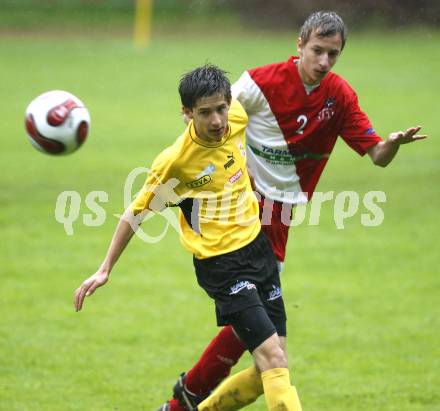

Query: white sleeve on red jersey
[231,71,266,114]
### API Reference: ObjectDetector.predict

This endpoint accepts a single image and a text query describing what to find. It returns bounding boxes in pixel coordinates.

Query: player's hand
[74,270,109,312]
[388,126,427,145]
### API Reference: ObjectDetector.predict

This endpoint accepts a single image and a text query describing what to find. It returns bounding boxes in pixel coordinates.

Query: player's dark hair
[300,11,347,50]
[179,64,232,109]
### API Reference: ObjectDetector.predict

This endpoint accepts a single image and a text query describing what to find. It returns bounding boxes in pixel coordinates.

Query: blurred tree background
[229,0,440,29]
[0,0,438,34]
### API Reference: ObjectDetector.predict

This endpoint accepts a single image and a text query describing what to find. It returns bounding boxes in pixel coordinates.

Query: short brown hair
[179,64,231,109]
[300,11,347,50]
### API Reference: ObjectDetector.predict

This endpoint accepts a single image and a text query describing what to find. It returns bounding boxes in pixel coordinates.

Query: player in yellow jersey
[73,65,303,411]
[131,98,260,259]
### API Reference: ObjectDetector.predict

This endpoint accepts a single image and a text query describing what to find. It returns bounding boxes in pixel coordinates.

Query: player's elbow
[372,157,389,167]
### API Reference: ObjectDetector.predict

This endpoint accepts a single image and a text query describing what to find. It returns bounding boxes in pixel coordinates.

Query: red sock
[184,325,246,397]
[168,398,186,411]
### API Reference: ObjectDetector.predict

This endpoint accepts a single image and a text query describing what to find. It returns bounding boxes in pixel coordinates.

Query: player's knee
[253,334,288,371]
[264,346,287,369]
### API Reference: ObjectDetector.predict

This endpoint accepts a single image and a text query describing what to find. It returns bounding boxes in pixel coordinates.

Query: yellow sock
[261,368,303,411]
[197,366,263,411]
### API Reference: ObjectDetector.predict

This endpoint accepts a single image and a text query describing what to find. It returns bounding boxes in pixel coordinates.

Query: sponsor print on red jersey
[233,57,382,203]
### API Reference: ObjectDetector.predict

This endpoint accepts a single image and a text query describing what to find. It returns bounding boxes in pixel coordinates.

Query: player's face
[184,94,230,143]
[297,29,343,85]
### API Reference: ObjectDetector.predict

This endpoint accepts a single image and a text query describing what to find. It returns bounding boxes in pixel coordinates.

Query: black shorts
[193,231,286,337]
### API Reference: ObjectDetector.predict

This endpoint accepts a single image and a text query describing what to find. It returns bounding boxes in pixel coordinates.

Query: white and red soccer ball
[25,90,90,155]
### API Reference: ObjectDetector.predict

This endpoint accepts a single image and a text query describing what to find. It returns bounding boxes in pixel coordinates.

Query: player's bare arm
[367,125,427,167]
[74,208,145,312]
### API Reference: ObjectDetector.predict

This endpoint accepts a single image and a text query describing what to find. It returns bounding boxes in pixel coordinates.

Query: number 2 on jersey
[295,114,308,134]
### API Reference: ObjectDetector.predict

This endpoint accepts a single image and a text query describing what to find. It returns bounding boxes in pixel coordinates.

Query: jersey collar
[188,121,231,148]
[289,56,325,97]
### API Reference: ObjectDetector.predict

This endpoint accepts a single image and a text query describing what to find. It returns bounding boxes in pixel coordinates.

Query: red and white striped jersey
[232,56,382,204]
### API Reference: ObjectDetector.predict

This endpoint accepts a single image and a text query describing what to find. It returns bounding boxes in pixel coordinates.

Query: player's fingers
[77,288,89,311]
[406,129,418,137]
[74,288,86,311]
[74,289,83,311]
[85,280,102,296]
[74,286,82,308]
[75,282,91,311]
[405,126,423,138]
[408,125,422,133]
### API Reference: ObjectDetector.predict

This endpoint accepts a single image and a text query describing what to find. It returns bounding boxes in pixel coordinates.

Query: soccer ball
[25,90,90,155]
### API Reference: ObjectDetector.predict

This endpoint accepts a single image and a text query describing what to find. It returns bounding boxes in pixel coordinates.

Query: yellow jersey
[131,100,261,259]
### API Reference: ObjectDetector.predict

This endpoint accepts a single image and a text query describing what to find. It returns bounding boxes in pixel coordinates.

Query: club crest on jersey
[237,141,246,157]
[224,152,235,169]
[186,175,211,188]
[317,97,336,121]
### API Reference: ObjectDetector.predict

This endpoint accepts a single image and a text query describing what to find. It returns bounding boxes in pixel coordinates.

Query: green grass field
[1,26,439,411]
